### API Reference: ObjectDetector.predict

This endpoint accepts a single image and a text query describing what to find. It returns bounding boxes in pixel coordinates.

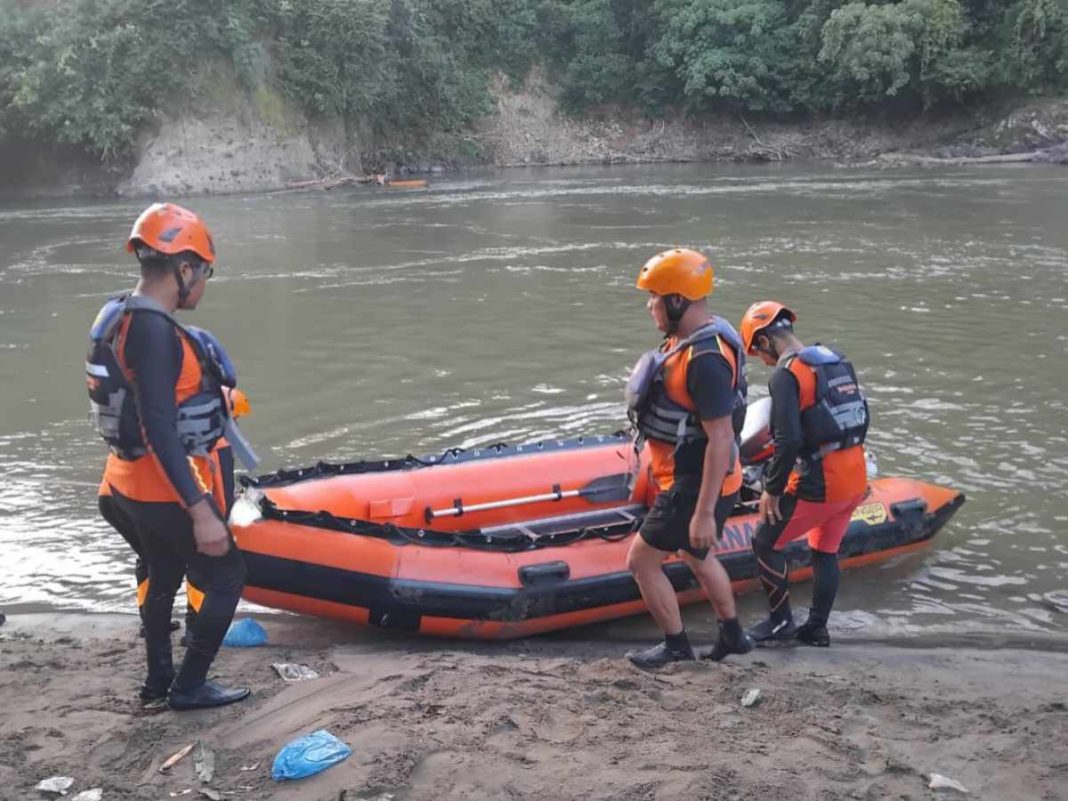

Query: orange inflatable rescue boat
[232,400,964,640]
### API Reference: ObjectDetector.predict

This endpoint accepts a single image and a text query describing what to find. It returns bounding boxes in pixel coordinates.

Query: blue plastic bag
[222,617,268,647]
[272,729,352,781]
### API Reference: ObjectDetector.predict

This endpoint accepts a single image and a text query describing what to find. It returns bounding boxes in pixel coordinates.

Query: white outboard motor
[739,396,773,466]
[738,397,773,498]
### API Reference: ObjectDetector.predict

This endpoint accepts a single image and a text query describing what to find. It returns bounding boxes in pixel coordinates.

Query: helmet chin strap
[665,295,691,336]
[173,265,191,304]
[173,261,209,305]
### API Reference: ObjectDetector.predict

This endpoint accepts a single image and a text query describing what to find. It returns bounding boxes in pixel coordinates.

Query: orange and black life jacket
[86,294,229,461]
[784,345,869,461]
[626,316,748,448]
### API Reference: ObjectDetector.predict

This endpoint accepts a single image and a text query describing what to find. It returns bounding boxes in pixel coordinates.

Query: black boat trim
[242,495,963,627]
[252,494,643,552]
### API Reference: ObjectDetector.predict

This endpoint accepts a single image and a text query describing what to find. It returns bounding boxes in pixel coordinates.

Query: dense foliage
[1,0,1065,157]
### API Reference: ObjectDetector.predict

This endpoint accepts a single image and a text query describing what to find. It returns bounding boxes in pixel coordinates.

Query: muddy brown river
[2,163,1066,638]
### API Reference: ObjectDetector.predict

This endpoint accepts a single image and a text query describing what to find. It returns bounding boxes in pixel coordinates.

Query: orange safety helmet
[126,202,216,264]
[740,300,797,354]
[635,248,713,301]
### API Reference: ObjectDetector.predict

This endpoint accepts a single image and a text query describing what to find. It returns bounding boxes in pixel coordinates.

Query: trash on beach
[223,617,267,647]
[71,791,102,801]
[238,763,260,772]
[272,663,320,682]
[271,729,352,781]
[198,789,222,801]
[35,776,75,795]
[929,773,969,793]
[741,688,763,708]
[160,742,196,773]
[193,741,215,784]
[168,791,192,798]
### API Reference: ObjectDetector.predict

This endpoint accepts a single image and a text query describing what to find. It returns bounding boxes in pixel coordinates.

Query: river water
[2,163,1066,637]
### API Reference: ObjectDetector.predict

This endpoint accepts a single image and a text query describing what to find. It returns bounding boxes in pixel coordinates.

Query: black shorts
[639,483,739,560]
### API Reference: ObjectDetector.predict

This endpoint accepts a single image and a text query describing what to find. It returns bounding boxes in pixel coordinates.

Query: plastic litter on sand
[929,774,969,793]
[222,617,268,647]
[193,742,215,784]
[35,777,75,795]
[272,663,320,682]
[272,729,353,781]
[741,688,763,707]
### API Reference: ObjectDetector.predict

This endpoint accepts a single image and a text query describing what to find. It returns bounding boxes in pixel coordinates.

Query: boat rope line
[254,495,642,553]
[240,432,631,490]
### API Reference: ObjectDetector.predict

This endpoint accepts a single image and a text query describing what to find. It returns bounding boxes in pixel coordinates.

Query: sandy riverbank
[1,612,1065,801]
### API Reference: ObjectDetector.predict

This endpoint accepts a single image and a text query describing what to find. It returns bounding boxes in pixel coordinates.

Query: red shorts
[770,494,866,554]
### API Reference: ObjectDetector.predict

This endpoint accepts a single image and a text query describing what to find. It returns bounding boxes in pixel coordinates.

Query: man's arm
[686,350,737,549]
[692,415,734,543]
[760,366,803,524]
[764,367,803,497]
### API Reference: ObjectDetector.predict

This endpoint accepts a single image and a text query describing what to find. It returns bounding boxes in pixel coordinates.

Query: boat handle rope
[256,496,640,553]
[239,431,631,489]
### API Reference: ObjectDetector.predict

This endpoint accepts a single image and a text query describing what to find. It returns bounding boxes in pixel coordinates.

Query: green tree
[999,0,1068,90]
[273,0,392,119]
[535,0,666,111]
[819,3,917,106]
[8,0,188,157]
[1,0,1066,159]
[652,0,804,112]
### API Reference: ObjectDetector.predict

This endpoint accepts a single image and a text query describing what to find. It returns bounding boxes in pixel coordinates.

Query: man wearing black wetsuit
[89,203,248,711]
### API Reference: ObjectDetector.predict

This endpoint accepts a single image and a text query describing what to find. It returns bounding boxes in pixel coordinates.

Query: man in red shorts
[739,301,870,646]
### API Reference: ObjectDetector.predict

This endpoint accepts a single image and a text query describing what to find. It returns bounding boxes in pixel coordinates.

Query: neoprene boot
[168,680,250,711]
[140,640,175,709]
[626,630,695,668]
[747,612,797,643]
[169,645,249,711]
[798,610,828,649]
[794,617,831,647]
[701,618,755,661]
[796,550,837,647]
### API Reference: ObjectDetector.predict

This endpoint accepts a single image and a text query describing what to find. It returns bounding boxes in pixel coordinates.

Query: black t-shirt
[670,345,736,480]
[686,348,736,421]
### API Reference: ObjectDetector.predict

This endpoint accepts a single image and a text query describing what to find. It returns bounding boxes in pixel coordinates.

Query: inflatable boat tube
[232,432,964,639]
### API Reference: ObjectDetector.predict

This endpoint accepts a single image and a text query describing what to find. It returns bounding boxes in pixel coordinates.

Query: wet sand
[1,612,1065,801]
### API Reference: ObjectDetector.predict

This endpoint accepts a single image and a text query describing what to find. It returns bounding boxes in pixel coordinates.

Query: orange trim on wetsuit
[101,314,224,509]
[785,357,866,502]
[648,334,743,495]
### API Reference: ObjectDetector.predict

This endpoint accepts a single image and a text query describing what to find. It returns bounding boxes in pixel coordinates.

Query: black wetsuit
[104,310,245,695]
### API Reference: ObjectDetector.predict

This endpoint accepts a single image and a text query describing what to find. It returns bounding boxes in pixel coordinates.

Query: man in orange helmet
[623,248,754,667]
[738,301,870,646]
[87,203,250,710]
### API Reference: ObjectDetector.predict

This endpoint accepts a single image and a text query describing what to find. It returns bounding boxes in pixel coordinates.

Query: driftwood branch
[739,115,792,161]
[875,150,1047,166]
